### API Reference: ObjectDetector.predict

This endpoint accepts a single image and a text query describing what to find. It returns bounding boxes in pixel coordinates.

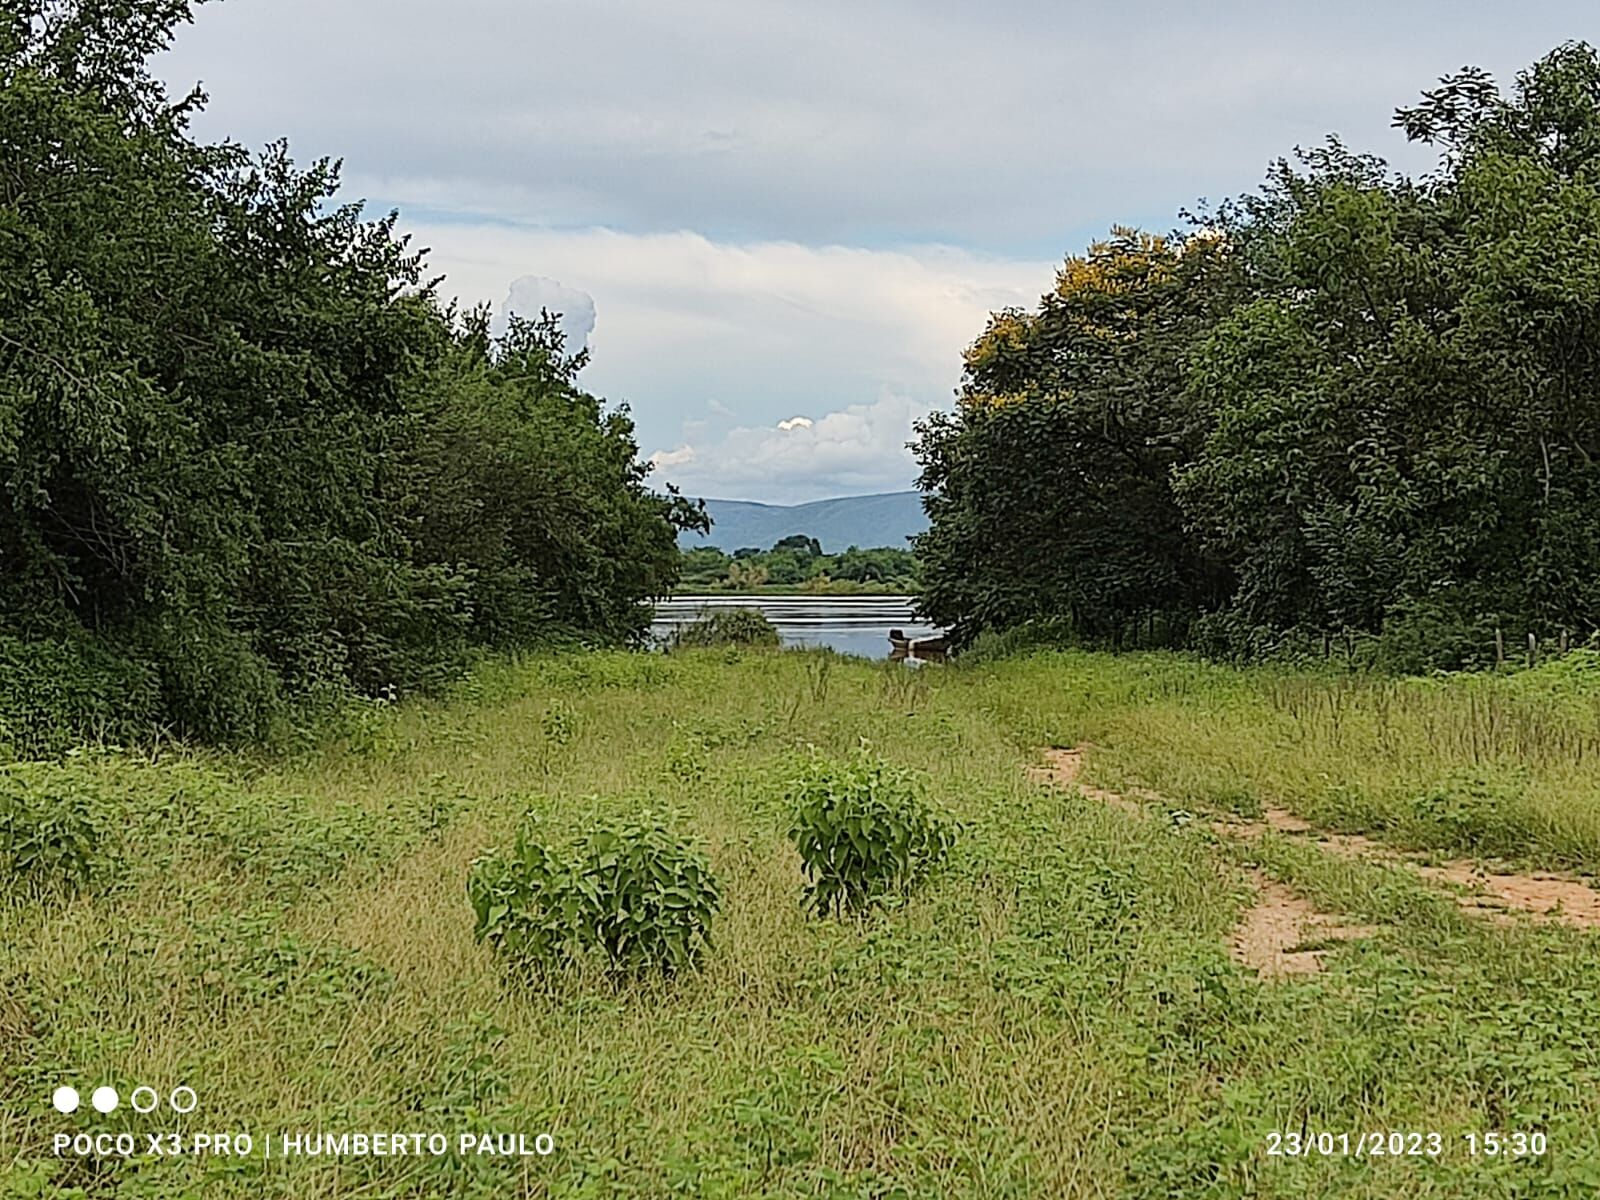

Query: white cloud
[650,390,932,503]
[777,416,813,431]
[401,219,1055,501]
[498,275,596,348]
[649,445,696,469]
[149,0,1598,503]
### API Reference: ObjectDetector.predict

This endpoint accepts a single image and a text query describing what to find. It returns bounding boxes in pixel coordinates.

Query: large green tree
[1179,43,1600,665]
[914,228,1243,647]
[917,42,1600,667]
[0,0,700,751]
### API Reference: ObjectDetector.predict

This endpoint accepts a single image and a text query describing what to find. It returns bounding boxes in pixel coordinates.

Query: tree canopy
[916,42,1600,669]
[0,0,703,752]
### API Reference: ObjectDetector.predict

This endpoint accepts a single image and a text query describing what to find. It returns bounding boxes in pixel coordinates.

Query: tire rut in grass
[1028,746,1600,930]
[1026,747,1142,815]
[1028,747,1374,978]
[1229,872,1379,979]
[1212,808,1600,926]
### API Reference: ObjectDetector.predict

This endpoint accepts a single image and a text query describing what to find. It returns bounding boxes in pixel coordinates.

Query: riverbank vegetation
[0,2,702,761]
[917,42,1600,671]
[666,607,782,649]
[676,541,920,595]
[7,647,1600,1197]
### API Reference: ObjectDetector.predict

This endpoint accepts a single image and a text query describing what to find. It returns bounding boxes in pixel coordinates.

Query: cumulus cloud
[648,391,932,503]
[649,445,696,469]
[152,0,1600,502]
[398,219,1056,500]
[498,275,596,348]
[151,0,1593,501]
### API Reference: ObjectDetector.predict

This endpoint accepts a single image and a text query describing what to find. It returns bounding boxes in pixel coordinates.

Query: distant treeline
[678,538,920,594]
[916,43,1600,670]
[0,3,703,753]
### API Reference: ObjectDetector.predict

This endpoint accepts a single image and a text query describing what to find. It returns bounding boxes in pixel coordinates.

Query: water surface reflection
[651,595,944,659]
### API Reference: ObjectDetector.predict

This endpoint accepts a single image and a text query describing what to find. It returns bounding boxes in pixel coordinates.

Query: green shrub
[959,617,1076,664]
[0,636,161,760]
[129,613,283,745]
[669,608,780,649]
[786,748,958,917]
[468,810,721,977]
[1405,769,1534,857]
[1366,591,1504,673]
[186,908,391,1012]
[0,764,109,896]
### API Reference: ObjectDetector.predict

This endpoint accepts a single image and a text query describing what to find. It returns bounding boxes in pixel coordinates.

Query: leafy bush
[959,617,1076,665]
[0,764,109,896]
[669,608,780,649]
[186,908,392,1012]
[128,614,284,746]
[664,727,709,785]
[786,748,958,917]
[1365,591,1504,674]
[468,810,721,977]
[0,636,161,760]
[1405,769,1535,857]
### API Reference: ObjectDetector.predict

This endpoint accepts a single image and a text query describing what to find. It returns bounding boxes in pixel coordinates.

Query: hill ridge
[677,490,928,553]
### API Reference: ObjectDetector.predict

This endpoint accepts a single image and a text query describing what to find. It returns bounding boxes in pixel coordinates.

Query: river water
[650,595,945,659]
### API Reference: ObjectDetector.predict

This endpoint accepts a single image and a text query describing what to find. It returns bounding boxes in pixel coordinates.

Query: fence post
[1562,629,1570,657]
[1495,627,1505,667]
[1528,632,1537,668]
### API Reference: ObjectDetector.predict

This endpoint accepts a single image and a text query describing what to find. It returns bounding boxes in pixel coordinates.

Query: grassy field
[5,647,1600,1197]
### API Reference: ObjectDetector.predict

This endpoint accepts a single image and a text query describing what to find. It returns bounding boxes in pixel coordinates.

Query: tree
[407,310,704,649]
[914,228,1243,647]
[771,534,822,557]
[0,0,703,748]
[1179,43,1600,663]
[917,42,1600,667]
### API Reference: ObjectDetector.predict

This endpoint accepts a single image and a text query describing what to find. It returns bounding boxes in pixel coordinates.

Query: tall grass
[2,647,1599,1197]
[976,649,1600,867]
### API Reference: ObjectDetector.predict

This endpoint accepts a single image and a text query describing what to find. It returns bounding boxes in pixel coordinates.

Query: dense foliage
[917,43,1600,669]
[468,810,722,977]
[786,748,958,917]
[0,762,105,897]
[0,1,701,751]
[678,538,921,593]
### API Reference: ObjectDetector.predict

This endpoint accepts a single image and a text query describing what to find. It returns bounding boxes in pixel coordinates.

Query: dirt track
[1030,745,1600,976]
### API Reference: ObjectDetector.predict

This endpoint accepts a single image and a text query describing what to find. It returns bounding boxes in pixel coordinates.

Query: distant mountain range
[678,491,929,553]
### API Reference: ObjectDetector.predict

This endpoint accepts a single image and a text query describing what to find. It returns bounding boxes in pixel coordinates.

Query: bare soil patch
[1216,807,1600,929]
[1027,747,1142,815]
[1412,863,1600,925]
[1230,871,1378,978]
[1026,749,1378,978]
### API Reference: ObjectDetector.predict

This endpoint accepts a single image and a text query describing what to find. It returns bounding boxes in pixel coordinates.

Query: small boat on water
[888,628,950,656]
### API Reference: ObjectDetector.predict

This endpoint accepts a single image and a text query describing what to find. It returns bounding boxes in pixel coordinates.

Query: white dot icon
[51,1086,79,1114]
[90,1086,119,1114]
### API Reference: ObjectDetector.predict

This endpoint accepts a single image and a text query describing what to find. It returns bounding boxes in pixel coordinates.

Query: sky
[157,1,1595,504]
